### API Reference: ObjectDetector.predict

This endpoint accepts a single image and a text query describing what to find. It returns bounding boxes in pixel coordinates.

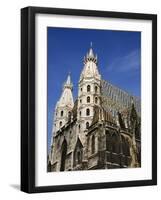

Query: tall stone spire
[80,43,101,82]
[52,73,74,134]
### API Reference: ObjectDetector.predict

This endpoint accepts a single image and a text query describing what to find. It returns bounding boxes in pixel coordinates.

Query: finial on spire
[83,42,98,64]
[66,72,71,85]
[131,96,134,104]
[90,41,93,48]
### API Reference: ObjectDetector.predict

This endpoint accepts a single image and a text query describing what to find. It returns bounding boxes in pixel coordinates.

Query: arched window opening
[68,111,71,120]
[125,140,130,156]
[78,124,81,132]
[111,133,120,154]
[79,111,81,116]
[121,136,130,156]
[137,145,141,164]
[59,121,62,128]
[74,138,83,166]
[87,85,91,92]
[61,110,63,117]
[86,122,89,129]
[86,108,90,116]
[60,139,67,171]
[77,151,82,164]
[95,86,98,93]
[87,96,90,103]
[95,97,98,104]
[80,99,82,104]
[106,131,111,151]
[91,135,95,154]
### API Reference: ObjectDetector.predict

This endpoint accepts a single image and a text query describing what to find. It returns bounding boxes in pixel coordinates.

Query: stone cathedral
[48,45,141,172]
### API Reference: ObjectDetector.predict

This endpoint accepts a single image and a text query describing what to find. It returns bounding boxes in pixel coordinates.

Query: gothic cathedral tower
[52,74,74,134]
[77,43,101,146]
[50,74,74,169]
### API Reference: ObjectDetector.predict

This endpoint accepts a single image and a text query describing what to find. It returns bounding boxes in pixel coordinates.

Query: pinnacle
[66,73,71,85]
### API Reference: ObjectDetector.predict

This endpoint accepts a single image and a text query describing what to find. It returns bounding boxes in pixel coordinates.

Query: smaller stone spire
[57,73,74,108]
[53,74,74,134]
[64,72,73,90]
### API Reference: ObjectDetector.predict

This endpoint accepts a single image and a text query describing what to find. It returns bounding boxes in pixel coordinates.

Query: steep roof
[91,105,116,126]
[101,79,141,116]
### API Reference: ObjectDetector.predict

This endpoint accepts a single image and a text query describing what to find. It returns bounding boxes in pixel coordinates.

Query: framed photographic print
[21,6,157,193]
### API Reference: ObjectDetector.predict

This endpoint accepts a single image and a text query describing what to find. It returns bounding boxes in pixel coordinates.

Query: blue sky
[47,27,141,151]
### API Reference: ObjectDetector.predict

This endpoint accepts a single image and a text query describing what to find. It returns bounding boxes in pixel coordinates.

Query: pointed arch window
[77,151,82,164]
[111,133,120,154]
[86,108,90,116]
[60,139,67,171]
[74,145,83,166]
[121,136,130,156]
[91,135,95,154]
[87,96,90,103]
[78,124,81,132]
[79,111,81,116]
[61,110,63,117]
[95,97,98,104]
[106,131,111,151]
[86,122,89,129]
[87,85,91,92]
[68,111,71,120]
[59,121,62,128]
[95,86,98,93]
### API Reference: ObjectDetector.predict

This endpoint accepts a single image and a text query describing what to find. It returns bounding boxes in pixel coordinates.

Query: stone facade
[48,45,141,172]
